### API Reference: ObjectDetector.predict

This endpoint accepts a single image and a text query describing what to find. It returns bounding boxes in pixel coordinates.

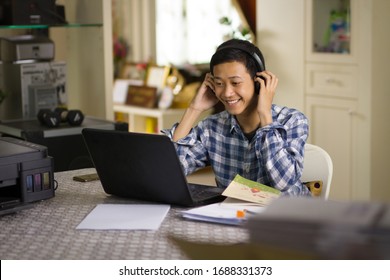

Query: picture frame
[113,79,143,104]
[145,65,170,90]
[120,63,146,80]
[125,85,158,108]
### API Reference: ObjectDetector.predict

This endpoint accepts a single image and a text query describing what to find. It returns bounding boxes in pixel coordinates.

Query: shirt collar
[229,114,241,135]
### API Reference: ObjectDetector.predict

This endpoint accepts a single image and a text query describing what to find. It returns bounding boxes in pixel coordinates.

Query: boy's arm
[173,107,204,141]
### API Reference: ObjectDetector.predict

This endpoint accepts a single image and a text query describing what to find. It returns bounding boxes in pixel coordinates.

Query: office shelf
[113,104,184,133]
[114,104,211,134]
[0,1,113,121]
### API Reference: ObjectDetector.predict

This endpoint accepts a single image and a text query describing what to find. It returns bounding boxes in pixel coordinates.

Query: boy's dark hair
[210,39,266,78]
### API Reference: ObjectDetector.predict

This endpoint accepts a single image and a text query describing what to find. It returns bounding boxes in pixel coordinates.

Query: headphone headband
[216,45,265,72]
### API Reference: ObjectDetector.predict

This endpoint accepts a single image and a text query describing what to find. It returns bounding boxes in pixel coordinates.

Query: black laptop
[82,128,225,207]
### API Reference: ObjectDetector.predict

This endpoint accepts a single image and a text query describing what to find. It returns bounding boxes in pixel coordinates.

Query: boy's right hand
[189,73,219,112]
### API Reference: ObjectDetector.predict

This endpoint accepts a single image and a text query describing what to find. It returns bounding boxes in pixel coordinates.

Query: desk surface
[0,168,247,260]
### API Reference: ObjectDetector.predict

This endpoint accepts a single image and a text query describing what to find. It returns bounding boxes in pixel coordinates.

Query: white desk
[0,168,247,260]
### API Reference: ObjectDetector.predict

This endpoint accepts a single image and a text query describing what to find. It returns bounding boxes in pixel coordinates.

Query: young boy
[163,39,310,196]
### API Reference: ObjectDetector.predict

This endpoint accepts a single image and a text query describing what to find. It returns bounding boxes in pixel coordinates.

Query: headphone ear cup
[67,110,84,126]
[37,109,52,125]
[54,107,68,122]
[37,109,61,128]
[255,81,260,95]
[43,111,61,128]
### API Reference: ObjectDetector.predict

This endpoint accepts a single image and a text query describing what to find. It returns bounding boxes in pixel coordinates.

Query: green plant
[219,16,252,41]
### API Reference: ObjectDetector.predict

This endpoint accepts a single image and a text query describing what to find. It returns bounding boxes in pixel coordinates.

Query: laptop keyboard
[188,183,224,201]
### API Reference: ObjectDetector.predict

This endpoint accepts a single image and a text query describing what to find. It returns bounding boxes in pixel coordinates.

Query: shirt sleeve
[255,109,309,193]
[161,123,209,175]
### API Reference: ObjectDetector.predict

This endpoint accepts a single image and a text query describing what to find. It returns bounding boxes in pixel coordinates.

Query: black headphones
[215,42,265,93]
[217,45,265,73]
[37,107,84,128]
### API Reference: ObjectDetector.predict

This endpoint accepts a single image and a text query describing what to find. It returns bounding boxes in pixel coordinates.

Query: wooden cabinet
[305,96,358,200]
[304,0,390,201]
[305,0,358,64]
[258,0,390,201]
[304,61,359,200]
[305,64,358,99]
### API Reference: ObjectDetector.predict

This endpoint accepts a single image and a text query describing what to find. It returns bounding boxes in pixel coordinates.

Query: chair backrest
[301,144,333,199]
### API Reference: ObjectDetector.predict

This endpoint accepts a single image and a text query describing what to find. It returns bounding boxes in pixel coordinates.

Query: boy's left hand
[254,71,278,127]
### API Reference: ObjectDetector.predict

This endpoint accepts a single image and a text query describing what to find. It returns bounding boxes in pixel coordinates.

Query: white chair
[301,144,333,199]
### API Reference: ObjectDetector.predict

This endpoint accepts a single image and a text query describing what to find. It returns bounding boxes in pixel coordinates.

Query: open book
[221,174,280,206]
[181,175,280,225]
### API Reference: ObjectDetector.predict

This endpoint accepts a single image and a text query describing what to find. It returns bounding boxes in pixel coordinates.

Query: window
[155,0,247,65]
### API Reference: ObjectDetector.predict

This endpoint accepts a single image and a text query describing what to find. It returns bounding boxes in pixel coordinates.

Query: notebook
[82,128,225,207]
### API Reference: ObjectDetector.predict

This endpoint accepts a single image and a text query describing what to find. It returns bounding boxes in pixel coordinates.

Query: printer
[0,137,54,215]
[0,35,55,62]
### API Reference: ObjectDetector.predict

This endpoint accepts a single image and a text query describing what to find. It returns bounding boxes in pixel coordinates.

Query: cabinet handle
[326,78,339,84]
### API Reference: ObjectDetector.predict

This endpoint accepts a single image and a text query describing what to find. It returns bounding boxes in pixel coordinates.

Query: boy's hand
[189,73,220,112]
[255,71,278,127]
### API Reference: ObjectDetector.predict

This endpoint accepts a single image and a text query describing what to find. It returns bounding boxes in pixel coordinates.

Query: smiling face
[213,61,258,117]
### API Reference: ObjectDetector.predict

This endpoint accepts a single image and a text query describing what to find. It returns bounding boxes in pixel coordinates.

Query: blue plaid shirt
[162,104,311,196]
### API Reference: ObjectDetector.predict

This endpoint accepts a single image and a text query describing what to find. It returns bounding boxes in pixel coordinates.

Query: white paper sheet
[76,204,170,230]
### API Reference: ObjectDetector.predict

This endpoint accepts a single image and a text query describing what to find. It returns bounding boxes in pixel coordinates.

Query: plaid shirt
[162,104,311,196]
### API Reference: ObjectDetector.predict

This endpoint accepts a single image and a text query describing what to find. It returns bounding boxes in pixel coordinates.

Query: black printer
[0,137,54,215]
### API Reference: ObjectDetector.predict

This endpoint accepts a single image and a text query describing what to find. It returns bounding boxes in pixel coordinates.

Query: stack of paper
[246,197,390,259]
[181,175,280,225]
[182,200,264,225]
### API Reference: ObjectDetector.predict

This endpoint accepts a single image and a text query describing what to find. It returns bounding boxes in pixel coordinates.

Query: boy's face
[212,61,257,116]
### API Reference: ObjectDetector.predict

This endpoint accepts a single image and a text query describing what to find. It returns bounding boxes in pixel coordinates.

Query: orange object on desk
[236,210,246,218]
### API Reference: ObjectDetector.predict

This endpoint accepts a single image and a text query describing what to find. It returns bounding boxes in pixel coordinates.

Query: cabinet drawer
[305,64,358,99]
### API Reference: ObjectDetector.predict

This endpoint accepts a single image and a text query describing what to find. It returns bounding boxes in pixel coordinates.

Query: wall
[256,0,305,111]
[370,0,390,200]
